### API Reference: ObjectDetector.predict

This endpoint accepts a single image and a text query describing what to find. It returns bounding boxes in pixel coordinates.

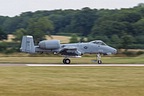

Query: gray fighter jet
[20,36,117,64]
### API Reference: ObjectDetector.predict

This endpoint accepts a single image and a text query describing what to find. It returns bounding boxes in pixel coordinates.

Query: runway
[0,64,144,66]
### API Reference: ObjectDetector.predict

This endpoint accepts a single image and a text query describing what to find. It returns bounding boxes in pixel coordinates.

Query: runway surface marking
[0,64,26,66]
[26,64,144,67]
[0,64,144,67]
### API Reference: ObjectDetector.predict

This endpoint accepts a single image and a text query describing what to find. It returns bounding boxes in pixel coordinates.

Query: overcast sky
[0,0,143,17]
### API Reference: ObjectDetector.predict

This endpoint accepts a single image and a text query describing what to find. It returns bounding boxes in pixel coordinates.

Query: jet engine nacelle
[38,40,60,50]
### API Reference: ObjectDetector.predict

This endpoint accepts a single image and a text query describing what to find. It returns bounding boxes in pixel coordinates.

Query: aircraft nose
[105,47,117,55]
[113,48,117,54]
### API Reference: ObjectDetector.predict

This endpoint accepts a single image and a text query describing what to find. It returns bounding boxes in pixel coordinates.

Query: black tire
[63,59,71,64]
[98,60,102,64]
[63,59,66,64]
[65,59,71,64]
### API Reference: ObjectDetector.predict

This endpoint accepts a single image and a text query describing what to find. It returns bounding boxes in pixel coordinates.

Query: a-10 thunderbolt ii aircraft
[20,36,117,64]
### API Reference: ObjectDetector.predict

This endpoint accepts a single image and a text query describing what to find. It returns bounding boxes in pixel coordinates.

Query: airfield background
[0,4,144,56]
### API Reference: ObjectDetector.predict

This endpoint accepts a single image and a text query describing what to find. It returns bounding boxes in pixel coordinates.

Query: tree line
[0,3,144,53]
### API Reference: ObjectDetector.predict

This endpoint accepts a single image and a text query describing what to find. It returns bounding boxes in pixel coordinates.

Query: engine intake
[38,40,60,50]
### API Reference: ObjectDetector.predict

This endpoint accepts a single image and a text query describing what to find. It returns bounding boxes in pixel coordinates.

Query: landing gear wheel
[63,59,71,64]
[63,59,66,64]
[96,53,102,64]
[98,60,102,64]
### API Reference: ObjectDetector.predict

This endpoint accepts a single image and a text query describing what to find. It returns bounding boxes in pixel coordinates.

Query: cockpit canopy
[90,40,107,46]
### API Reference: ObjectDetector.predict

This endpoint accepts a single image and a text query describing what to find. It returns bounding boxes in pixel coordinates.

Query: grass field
[0,56,144,64]
[0,67,144,96]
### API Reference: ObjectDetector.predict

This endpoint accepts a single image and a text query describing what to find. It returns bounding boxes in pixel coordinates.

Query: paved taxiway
[0,64,144,66]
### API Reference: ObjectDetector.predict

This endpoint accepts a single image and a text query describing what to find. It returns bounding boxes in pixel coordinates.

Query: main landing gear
[97,53,102,64]
[63,58,71,64]
[62,54,102,64]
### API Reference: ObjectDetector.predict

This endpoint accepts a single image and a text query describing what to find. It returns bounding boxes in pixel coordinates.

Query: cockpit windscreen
[91,40,107,46]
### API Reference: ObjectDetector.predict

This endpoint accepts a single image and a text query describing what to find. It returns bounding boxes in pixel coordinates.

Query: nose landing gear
[97,53,102,64]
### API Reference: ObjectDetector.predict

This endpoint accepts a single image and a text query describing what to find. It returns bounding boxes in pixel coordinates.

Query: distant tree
[121,34,135,51]
[79,37,86,42]
[27,17,54,44]
[111,35,121,43]
[13,28,27,41]
[0,27,7,40]
[94,35,110,43]
[110,34,121,48]
[133,18,144,35]
[49,12,73,34]
[135,35,144,44]
[137,3,144,7]
[116,11,141,23]
[87,35,94,42]
[0,42,7,52]
[70,7,97,36]
[70,34,79,43]
[91,20,131,37]
[0,7,144,49]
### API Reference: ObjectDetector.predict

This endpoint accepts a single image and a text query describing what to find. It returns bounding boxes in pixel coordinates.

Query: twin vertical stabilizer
[20,36,35,53]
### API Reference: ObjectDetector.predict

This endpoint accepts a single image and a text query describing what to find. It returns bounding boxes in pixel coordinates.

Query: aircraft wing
[59,47,82,56]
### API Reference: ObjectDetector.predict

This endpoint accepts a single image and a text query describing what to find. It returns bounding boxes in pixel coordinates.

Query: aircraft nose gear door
[63,58,71,64]
[97,54,102,64]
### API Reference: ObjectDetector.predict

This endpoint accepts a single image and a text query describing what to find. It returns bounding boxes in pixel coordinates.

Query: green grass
[0,67,144,96]
[0,56,144,64]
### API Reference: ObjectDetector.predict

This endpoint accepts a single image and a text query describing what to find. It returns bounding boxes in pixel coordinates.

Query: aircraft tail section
[20,36,35,53]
